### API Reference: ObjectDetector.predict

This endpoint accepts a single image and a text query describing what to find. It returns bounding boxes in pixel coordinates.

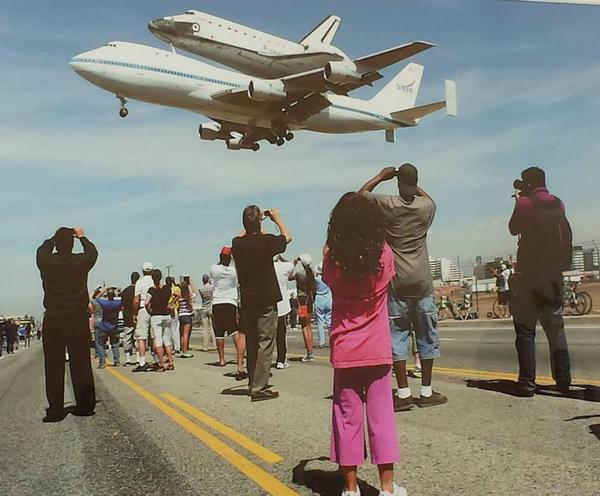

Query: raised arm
[73,227,98,270]
[358,167,396,194]
[36,236,55,271]
[267,208,292,244]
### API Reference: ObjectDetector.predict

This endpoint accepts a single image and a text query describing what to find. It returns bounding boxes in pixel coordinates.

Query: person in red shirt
[323,192,405,496]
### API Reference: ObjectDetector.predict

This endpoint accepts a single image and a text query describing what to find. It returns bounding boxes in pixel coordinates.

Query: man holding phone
[232,206,292,402]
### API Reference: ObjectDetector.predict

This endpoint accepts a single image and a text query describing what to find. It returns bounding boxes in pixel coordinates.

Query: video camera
[513,178,531,196]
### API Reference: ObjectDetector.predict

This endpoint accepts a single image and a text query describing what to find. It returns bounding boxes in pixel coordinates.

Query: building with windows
[429,257,464,283]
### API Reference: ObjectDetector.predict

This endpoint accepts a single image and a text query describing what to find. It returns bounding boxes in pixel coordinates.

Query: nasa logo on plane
[397,81,416,94]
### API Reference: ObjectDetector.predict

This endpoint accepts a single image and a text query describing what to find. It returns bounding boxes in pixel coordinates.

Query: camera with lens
[513,179,531,196]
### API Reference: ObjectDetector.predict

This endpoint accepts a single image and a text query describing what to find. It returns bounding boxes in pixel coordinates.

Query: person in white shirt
[274,255,294,369]
[210,247,247,381]
[498,263,512,318]
[132,262,155,372]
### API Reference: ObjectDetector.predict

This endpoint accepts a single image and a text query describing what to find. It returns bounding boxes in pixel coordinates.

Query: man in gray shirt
[360,164,447,411]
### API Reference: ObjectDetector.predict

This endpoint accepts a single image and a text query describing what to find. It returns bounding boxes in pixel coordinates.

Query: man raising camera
[232,206,292,402]
[509,167,572,397]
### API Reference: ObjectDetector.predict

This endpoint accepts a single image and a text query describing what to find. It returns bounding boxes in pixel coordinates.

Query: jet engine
[248,79,287,101]
[199,122,231,141]
[324,60,362,84]
[226,137,260,151]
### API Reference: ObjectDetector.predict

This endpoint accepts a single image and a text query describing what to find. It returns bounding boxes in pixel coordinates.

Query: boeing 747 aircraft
[148,10,434,79]
[70,42,456,151]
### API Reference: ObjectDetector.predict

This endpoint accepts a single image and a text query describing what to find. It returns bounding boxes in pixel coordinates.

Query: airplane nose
[148,17,176,35]
[69,52,89,73]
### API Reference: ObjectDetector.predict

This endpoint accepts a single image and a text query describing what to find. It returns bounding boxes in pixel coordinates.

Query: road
[1,322,598,496]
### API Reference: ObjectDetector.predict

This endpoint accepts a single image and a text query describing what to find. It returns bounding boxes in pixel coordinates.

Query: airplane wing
[282,41,434,96]
[212,41,434,123]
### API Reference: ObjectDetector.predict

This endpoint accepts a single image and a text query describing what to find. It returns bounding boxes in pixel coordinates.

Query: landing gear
[276,137,285,146]
[117,95,128,118]
[285,132,294,141]
[252,143,260,151]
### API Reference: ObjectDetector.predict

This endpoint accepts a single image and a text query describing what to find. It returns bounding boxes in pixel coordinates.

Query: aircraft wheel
[252,143,260,151]
[285,132,294,141]
[276,137,285,146]
[119,108,129,118]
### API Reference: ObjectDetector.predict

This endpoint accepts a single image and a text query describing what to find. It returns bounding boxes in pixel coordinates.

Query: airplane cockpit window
[185,11,195,15]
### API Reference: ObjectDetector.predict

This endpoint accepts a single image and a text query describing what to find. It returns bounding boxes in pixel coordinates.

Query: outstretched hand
[379,167,397,181]
[73,226,85,238]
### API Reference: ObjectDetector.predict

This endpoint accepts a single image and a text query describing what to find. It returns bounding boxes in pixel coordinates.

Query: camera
[513,179,530,195]
[262,209,271,219]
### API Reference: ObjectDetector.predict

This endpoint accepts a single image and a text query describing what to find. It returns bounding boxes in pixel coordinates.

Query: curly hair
[326,192,385,279]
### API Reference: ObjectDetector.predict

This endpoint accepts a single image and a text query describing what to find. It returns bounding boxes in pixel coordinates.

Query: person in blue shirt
[94,287,122,368]
[314,262,333,348]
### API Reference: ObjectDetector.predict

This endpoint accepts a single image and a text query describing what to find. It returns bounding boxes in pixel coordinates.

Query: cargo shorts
[388,292,440,361]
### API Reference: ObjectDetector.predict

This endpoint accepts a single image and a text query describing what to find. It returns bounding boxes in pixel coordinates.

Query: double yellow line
[106,368,298,495]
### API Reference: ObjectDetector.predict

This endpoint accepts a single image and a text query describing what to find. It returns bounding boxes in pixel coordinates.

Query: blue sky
[1,0,599,315]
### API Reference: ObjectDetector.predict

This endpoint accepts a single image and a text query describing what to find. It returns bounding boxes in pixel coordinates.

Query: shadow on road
[220,385,249,397]
[589,424,600,441]
[466,379,600,402]
[42,405,96,423]
[292,457,380,496]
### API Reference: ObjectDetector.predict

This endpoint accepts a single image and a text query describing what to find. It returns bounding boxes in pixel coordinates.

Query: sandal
[156,366,166,373]
[166,364,174,371]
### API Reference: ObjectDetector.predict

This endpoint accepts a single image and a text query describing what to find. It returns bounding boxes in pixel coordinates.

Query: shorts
[150,315,173,348]
[179,314,193,326]
[212,303,239,339]
[297,293,313,327]
[134,308,153,341]
[388,293,440,361]
[498,291,510,305]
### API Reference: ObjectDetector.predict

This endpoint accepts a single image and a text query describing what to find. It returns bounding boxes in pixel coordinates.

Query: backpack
[523,195,572,272]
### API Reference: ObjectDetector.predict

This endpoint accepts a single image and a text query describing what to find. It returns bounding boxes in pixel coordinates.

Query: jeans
[511,272,571,391]
[95,329,120,365]
[314,294,332,346]
[388,292,440,361]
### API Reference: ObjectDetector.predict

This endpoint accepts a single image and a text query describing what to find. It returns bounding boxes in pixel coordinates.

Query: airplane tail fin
[370,63,424,112]
[300,15,341,46]
[390,80,458,125]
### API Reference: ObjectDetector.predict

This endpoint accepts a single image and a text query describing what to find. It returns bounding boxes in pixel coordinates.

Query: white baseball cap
[300,254,312,267]
[143,262,153,271]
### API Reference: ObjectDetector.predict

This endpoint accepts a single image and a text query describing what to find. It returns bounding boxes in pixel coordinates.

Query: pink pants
[330,365,400,466]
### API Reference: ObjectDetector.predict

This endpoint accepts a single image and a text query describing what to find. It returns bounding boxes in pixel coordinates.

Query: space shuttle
[148,10,432,79]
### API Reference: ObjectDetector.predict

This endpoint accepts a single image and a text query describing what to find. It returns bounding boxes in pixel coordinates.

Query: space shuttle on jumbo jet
[148,10,435,79]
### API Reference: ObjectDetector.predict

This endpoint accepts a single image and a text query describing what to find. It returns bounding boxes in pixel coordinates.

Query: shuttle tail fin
[300,15,341,46]
[370,63,424,111]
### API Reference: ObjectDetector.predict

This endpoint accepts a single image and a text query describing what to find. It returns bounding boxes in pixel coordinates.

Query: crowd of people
[34,164,574,496]
[0,319,38,358]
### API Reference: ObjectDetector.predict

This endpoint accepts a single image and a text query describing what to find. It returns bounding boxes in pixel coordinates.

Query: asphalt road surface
[1,321,598,496]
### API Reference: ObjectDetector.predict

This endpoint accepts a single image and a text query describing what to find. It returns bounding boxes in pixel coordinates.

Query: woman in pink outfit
[323,192,406,496]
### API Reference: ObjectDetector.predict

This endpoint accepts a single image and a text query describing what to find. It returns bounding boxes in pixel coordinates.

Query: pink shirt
[323,242,395,369]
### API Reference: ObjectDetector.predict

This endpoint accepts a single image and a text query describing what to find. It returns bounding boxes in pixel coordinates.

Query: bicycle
[563,281,593,316]
[492,291,511,319]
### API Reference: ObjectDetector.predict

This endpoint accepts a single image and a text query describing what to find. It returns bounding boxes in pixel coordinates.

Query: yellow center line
[161,392,283,464]
[283,352,600,387]
[105,367,298,496]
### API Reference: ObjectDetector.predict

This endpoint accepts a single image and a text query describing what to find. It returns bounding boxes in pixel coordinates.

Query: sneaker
[180,352,194,359]
[379,482,408,496]
[412,366,422,378]
[301,353,315,362]
[174,350,183,358]
[393,394,414,412]
[556,381,571,395]
[132,364,149,373]
[275,362,290,369]
[416,391,448,408]
[123,362,133,367]
[97,363,106,369]
[342,487,361,496]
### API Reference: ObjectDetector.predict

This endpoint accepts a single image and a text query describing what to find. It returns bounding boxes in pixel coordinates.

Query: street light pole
[166,265,173,277]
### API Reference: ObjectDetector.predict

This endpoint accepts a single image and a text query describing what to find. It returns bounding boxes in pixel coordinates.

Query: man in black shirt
[5,319,18,354]
[121,272,140,366]
[232,206,291,402]
[37,226,98,421]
